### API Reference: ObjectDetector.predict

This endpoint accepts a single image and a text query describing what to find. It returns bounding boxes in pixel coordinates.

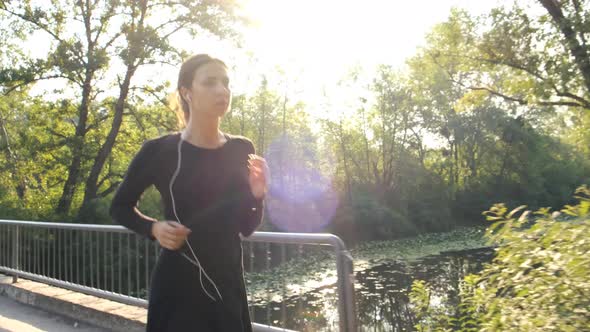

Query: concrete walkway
[0,295,106,332]
[0,275,145,332]
[0,274,295,332]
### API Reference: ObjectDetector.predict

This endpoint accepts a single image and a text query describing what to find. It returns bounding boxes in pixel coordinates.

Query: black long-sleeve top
[110,132,263,332]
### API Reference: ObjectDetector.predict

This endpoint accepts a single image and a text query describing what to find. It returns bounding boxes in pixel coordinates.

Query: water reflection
[250,247,494,331]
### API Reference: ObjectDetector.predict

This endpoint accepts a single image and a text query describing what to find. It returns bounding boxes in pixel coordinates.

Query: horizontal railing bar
[247,232,347,251]
[252,324,297,332]
[0,267,147,307]
[0,220,346,249]
[0,220,132,233]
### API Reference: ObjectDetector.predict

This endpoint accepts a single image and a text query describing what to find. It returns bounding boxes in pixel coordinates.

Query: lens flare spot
[264,136,339,232]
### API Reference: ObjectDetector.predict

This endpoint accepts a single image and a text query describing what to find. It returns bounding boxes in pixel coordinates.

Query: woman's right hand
[151,221,192,250]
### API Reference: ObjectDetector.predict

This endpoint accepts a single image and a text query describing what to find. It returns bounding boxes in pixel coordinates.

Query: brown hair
[174,54,227,128]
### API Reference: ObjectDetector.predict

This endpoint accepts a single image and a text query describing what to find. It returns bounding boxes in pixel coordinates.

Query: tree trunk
[539,0,590,96]
[82,66,135,207]
[240,108,245,135]
[56,70,94,215]
[448,140,456,200]
[258,95,266,155]
[360,108,371,179]
[82,0,148,209]
[0,112,26,199]
[498,146,510,183]
[279,91,287,190]
[338,119,353,205]
[56,0,97,215]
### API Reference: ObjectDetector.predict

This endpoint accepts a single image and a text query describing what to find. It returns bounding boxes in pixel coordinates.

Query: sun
[174,0,509,123]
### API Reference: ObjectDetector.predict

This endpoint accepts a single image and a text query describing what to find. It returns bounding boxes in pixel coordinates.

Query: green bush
[352,192,414,240]
[410,185,590,331]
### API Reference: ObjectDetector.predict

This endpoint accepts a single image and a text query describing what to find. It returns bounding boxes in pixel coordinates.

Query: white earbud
[185,95,191,103]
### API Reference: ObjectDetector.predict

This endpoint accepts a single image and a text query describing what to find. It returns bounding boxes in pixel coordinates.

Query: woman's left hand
[248,154,270,200]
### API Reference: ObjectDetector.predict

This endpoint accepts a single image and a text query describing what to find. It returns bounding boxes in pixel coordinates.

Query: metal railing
[0,219,356,332]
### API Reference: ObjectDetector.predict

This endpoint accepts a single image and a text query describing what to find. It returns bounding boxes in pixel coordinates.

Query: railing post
[336,247,357,332]
[12,225,19,283]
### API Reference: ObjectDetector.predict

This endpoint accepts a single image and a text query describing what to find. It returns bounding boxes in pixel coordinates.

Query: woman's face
[184,62,231,118]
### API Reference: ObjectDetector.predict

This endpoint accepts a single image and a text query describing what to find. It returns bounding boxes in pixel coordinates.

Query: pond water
[250,247,494,331]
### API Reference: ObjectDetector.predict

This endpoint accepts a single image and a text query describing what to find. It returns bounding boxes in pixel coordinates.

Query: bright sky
[25,0,510,120]
[172,0,509,120]
[239,0,499,76]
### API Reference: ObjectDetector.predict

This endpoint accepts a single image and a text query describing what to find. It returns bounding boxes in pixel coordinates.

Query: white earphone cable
[168,134,223,302]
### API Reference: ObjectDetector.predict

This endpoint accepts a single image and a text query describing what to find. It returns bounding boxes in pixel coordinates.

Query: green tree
[1,0,242,217]
[425,2,590,111]
[411,186,590,331]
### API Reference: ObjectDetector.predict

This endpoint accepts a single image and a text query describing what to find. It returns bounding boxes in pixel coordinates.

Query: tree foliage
[0,0,589,243]
[411,186,590,331]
